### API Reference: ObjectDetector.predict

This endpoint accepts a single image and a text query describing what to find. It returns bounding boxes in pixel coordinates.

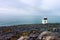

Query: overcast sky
[0,0,60,16]
[0,0,60,25]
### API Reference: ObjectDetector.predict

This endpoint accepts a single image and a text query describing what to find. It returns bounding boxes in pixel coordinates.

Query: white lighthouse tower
[42,16,48,24]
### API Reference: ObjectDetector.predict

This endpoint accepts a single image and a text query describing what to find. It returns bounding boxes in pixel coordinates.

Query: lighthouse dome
[44,16,47,18]
[43,16,47,20]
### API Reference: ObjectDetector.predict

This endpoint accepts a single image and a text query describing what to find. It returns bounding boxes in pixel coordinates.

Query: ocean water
[0,15,60,26]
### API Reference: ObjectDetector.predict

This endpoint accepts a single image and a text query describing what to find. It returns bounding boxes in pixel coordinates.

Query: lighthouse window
[44,18,47,20]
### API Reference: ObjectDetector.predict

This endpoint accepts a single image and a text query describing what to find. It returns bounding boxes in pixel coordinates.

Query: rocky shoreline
[0,23,60,40]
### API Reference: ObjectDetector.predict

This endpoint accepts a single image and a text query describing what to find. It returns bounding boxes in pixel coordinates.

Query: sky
[0,0,60,16]
[0,0,60,25]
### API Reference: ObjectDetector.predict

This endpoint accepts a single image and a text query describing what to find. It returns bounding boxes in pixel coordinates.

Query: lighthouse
[42,16,48,24]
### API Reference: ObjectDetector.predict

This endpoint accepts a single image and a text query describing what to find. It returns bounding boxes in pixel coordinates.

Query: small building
[42,16,48,24]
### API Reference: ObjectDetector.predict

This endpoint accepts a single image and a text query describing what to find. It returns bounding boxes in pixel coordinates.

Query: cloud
[41,0,60,9]
[0,7,16,13]
[19,0,36,6]
[0,0,60,26]
[0,7,35,16]
[0,0,60,16]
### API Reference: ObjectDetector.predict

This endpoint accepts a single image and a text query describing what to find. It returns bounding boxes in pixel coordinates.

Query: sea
[0,15,60,26]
